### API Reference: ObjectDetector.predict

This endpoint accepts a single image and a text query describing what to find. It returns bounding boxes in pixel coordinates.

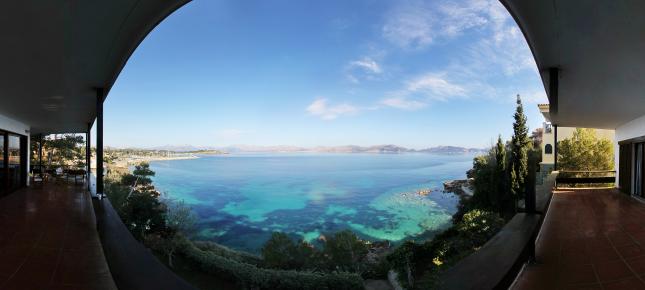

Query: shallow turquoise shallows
[150,153,473,253]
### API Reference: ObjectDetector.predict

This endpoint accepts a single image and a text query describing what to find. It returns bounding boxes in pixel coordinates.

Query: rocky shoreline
[443,179,474,198]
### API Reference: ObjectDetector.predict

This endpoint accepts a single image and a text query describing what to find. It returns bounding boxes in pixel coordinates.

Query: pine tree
[509,95,530,208]
[493,135,507,211]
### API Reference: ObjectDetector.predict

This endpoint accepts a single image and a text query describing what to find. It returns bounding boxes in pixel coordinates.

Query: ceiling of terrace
[502,0,645,129]
[0,0,189,135]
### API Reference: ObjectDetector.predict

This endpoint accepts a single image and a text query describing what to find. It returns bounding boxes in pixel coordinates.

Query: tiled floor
[0,182,116,290]
[513,188,645,290]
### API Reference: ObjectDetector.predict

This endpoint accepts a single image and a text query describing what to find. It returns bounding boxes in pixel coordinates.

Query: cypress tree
[494,135,507,212]
[509,95,530,210]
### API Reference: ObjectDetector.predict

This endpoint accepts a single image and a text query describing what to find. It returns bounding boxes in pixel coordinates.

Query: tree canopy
[558,128,614,171]
[32,134,86,168]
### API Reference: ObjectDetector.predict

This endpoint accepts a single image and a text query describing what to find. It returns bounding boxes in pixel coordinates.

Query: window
[0,130,27,195]
[545,144,553,154]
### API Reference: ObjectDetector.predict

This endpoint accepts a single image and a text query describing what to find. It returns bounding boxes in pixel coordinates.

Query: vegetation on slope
[105,163,363,289]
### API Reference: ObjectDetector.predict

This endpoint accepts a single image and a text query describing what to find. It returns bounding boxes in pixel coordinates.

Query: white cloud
[379,0,540,108]
[306,99,358,120]
[382,0,492,49]
[381,0,536,78]
[380,73,466,110]
[382,5,434,49]
[380,97,427,110]
[349,58,382,74]
[406,73,467,100]
[437,0,490,37]
[346,57,383,83]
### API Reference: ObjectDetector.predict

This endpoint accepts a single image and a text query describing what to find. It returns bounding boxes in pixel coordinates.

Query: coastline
[443,179,474,198]
[112,155,199,168]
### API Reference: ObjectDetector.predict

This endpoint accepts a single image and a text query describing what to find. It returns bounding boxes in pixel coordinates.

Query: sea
[149,152,474,253]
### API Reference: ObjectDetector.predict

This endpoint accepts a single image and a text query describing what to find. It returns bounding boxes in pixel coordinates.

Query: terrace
[513,188,645,290]
[0,182,115,290]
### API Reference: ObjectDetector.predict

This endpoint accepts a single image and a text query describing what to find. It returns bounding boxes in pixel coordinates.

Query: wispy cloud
[330,0,540,116]
[382,0,491,49]
[349,58,382,74]
[406,73,467,100]
[382,5,434,49]
[382,0,535,76]
[380,73,466,110]
[380,96,427,110]
[345,57,383,83]
[379,0,538,108]
[306,99,358,120]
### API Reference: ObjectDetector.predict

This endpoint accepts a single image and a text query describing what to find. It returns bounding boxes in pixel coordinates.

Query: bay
[150,153,473,253]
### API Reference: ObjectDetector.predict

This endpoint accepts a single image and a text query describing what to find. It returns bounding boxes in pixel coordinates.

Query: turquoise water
[150,153,473,253]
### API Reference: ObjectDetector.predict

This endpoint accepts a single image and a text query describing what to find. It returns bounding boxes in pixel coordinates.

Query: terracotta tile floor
[513,188,645,290]
[0,182,116,290]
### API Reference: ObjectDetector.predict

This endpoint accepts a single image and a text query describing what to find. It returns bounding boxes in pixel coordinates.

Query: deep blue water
[150,153,473,253]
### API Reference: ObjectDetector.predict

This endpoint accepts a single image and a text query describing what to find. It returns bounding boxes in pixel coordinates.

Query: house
[537,103,615,173]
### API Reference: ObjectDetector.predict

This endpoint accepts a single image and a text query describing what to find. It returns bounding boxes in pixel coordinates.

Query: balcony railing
[555,170,616,187]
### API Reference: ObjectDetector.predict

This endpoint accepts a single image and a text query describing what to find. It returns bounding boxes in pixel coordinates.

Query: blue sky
[104,0,547,149]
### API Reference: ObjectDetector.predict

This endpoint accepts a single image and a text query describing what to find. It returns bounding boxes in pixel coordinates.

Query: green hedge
[179,240,363,290]
[193,240,264,266]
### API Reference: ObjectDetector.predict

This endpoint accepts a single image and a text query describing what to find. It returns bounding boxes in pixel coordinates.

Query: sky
[103,0,548,149]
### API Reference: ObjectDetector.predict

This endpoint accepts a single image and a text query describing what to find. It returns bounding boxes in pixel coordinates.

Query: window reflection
[8,135,21,191]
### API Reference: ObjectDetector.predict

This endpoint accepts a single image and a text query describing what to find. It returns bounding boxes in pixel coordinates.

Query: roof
[501,0,645,129]
[538,104,550,122]
[0,1,190,135]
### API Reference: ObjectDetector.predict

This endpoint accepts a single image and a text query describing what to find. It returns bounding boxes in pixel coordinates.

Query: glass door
[8,134,22,191]
[0,133,4,196]
[635,143,644,197]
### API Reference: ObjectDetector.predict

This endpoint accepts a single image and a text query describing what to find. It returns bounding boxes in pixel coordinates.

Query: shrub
[179,240,363,290]
[262,232,302,270]
[386,210,505,289]
[119,191,168,240]
[321,230,369,273]
[261,230,371,273]
[456,210,505,247]
[194,241,264,266]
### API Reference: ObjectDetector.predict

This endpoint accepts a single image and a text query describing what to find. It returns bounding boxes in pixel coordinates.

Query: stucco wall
[0,113,31,186]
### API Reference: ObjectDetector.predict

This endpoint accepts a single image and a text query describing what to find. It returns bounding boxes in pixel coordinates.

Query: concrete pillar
[96,88,104,198]
[86,123,91,192]
[38,134,43,173]
[554,124,558,171]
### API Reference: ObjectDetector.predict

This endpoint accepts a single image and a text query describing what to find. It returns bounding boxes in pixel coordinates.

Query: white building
[537,104,615,173]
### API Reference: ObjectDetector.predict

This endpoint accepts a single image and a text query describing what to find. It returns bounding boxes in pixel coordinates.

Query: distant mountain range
[146,144,486,155]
